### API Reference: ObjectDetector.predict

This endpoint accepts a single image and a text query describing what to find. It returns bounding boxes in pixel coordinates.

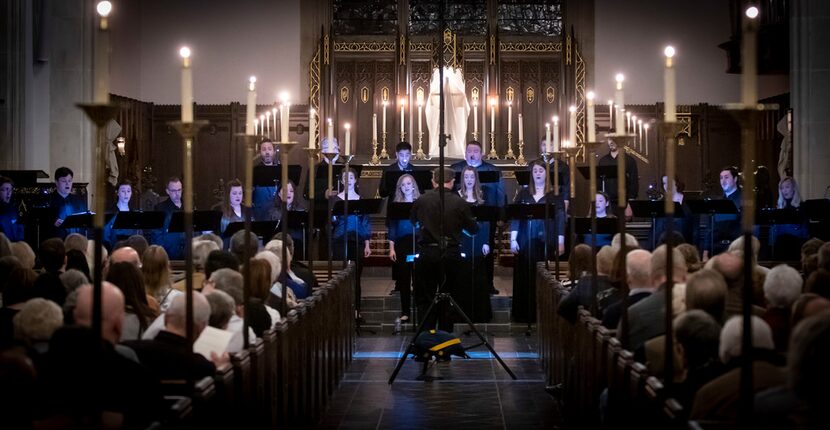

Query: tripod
[387,261,516,384]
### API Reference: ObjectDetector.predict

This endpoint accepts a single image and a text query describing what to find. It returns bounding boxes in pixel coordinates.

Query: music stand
[252,165,303,188]
[573,217,619,242]
[629,200,683,249]
[111,211,166,231]
[756,208,805,258]
[804,199,830,240]
[223,220,279,240]
[168,210,222,233]
[577,165,618,194]
[332,198,383,335]
[61,212,104,230]
[506,203,551,335]
[685,199,739,255]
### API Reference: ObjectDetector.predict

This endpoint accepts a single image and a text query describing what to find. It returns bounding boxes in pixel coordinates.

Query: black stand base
[388,292,517,385]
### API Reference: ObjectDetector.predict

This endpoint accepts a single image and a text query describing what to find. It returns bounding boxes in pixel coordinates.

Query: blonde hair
[777,176,802,208]
[393,174,421,202]
[141,245,171,299]
[457,165,484,204]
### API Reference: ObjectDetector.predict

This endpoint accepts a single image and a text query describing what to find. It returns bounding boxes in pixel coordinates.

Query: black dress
[510,188,566,323]
[456,202,493,323]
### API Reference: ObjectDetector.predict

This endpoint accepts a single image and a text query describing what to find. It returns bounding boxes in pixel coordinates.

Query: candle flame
[265,111,271,118]
[96,1,112,17]
[179,46,191,59]
[644,123,650,130]
[607,99,614,106]
[745,6,759,19]
[552,115,559,123]
[489,97,497,106]
[248,76,256,91]
[664,46,676,58]
[279,91,290,105]
[615,73,625,83]
[637,119,643,125]
[271,107,277,115]
[344,123,351,130]
[586,91,595,100]
[569,105,576,113]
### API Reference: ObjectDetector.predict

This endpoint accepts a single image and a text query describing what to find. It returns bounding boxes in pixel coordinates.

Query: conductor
[411,167,478,332]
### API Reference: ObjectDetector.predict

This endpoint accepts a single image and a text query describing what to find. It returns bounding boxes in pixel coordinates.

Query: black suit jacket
[598,151,639,203]
[124,330,216,381]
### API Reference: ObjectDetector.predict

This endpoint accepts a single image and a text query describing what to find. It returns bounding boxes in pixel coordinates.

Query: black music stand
[506,203,551,335]
[756,208,805,258]
[685,199,739,255]
[804,199,830,240]
[111,211,165,231]
[252,165,303,188]
[332,198,383,335]
[223,220,279,240]
[629,200,683,250]
[573,217,619,242]
[576,165,618,194]
[61,212,107,231]
[168,210,222,233]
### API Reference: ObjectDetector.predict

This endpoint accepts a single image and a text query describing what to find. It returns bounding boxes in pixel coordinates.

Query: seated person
[557,245,617,323]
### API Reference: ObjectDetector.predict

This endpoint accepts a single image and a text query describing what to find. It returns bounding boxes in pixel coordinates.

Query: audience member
[109,246,141,268]
[205,289,235,331]
[125,235,149,259]
[229,230,259,262]
[246,259,277,334]
[9,241,34,269]
[567,244,593,285]
[602,249,652,329]
[204,250,240,279]
[142,245,181,312]
[12,298,63,354]
[63,233,88,255]
[272,232,318,291]
[761,265,803,351]
[264,240,309,300]
[558,246,617,323]
[677,243,702,273]
[801,238,824,279]
[804,268,830,299]
[105,261,156,340]
[707,252,766,317]
[64,249,91,281]
[0,268,37,348]
[672,310,724,408]
[204,268,253,352]
[790,293,830,328]
[787,310,830,430]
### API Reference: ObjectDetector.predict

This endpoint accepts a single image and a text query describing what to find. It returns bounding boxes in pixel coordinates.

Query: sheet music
[193,325,233,359]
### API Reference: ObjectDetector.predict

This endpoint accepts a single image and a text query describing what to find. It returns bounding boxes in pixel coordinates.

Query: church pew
[247,338,267,426]
[229,348,253,424]
[626,362,649,424]
[161,396,192,429]
[212,363,236,425]
[261,327,278,428]
[158,376,215,428]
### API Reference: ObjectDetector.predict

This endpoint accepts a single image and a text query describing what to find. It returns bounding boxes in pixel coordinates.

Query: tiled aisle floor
[317,334,561,429]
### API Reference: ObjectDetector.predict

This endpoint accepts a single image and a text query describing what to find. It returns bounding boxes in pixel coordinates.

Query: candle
[93,1,112,104]
[644,123,650,154]
[308,109,317,149]
[179,47,193,122]
[326,118,334,151]
[507,102,512,135]
[280,92,290,143]
[245,76,257,135]
[638,119,643,148]
[344,123,351,156]
[253,119,259,136]
[664,46,677,122]
[545,123,551,153]
[553,116,560,152]
[382,101,387,135]
[372,114,378,143]
[489,97,496,136]
[607,100,614,130]
[742,7,759,106]
[626,111,632,133]
[615,73,625,134]
[517,113,523,142]
[568,105,577,145]
[400,98,406,137]
[473,100,478,136]
[417,101,423,138]
[271,107,277,140]
[265,111,271,138]
[586,91,596,142]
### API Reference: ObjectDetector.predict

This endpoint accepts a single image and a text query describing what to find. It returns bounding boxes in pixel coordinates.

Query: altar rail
[140,263,355,429]
[537,265,719,430]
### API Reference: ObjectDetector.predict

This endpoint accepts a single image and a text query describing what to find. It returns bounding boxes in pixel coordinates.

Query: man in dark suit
[601,249,653,329]
[378,141,415,199]
[451,141,505,294]
[598,137,639,218]
[0,176,23,241]
[125,292,229,381]
[711,166,743,254]
[47,166,88,239]
[252,139,279,220]
[152,177,184,259]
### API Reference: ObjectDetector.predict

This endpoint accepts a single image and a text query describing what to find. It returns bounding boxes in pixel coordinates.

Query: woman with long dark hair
[269,180,308,260]
[105,261,156,340]
[456,166,493,323]
[220,179,245,234]
[332,168,372,317]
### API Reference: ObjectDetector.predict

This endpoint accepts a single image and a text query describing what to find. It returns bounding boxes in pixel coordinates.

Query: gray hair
[60,269,89,292]
[210,268,243,305]
[10,241,35,269]
[651,244,687,283]
[626,249,652,287]
[205,289,235,329]
[612,233,640,251]
[230,230,260,260]
[728,235,761,262]
[596,246,615,275]
[193,239,220,270]
[166,292,210,329]
[763,264,803,308]
[197,232,223,251]
[719,315,774,363]
[64,233,89,255]
[13,298,63,344]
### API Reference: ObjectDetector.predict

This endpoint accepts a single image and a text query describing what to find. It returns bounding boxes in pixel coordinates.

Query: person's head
[13,298,63,347]
[142,245,171,296]
[165,177,183,206]
[778,177,802,208]
[164,292,210,338]
[0,233,9,258]
[626,250,652,289]
[254,250,281,284]
[661,175,686,195]
[651,244,687,286]
[728,235,761,264]
[64,233,88,256]
[0,176,13,204]
[192,240,219,271]
[225,179,243,213]
[270,232,295,259]
[606,136,619,153]
[73,282,125,344]
[10,242,35,269]
[684,269,728,322]
[611,233,639,251]
[394,173,420,203]
[64,249,90,281]
[59,269,88,293]
[395,141,412,167]
[110,246,141,268]
[674,310,722,370]
[197,232,223,251]
[54,167,74,197]
[719,315,774,364]
[676,244,702,273]
[458,165,483,203]
[38,238,66,274]
[259,140,275,165]
[465,141,483,167]
[596,246,615,276]
[278,180,296,208]
[204,250,240,279]
[205,289,235,330]
[805,268,830,300]
[528,160,547,195]
[595,192,610,217]
[569,244,593,278]
[817,242,830,272]
[115,180,132,206]
[229,231,259,262]
[105,261,153,331]
[5,267,37,306]
[719,166,739,194]
[209,268,244,310]
[764,264,803,309]
[321,137,339,155]
[125,235,148,258]
[247,258,272,300]
[788,310,830,420]
[791,294,830,329]
[432,167,455,189]
[340,168,358,192]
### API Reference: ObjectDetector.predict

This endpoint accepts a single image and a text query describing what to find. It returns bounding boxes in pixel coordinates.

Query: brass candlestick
[275,141,298,317]
[321,151,338,278]
[516,139,527,166]
[380,132,389,159]
[304,147,320,266]
[504,131,516,160]
[370,139,380,165]
[487,130,499,159]
[415,130,426,160]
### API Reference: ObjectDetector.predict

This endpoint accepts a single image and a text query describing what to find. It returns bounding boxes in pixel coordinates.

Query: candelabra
[370,139,380,165]
[380,132,389,159]
[516,139,527,166]
[321,150,338,279]
[486,131,498,159]
[415,130,426,160]
[504,131,516,160]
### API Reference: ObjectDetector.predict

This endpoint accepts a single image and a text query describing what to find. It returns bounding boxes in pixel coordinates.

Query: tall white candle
[265,111,271,138]
[586,91,596,142]
[326,118,334,151]
[417,102,423,137]
[253,119,259,136]
[607,100,614,130]
[626,111,632,133]
[614,73,625,134]
[490,98,496,136]
[179,47,193,122]
[473,101,478,136]
[553,116,560,152]
[280,93,290,143]
[308,109,317,149]
[742,7,759,107]
[93,1,112,104]
[664,46,677,122]
[517,113,523,142]
[568,105,577,145]
[507,103,512,134]
[372,114,378,143]
[400,98,405,136]
[382,101,387,135]
[638,119,643,149]
[545,123,551,153]
[643,123,650,152]
[344,123,351,156]
[272,107,277,140]
[246,76,257,135]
